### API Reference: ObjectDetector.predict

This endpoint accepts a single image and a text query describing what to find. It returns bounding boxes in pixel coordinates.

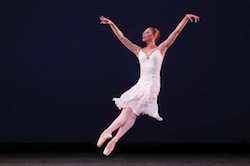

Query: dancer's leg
[103,109,137,156]
[97,108,132,148]
[113,110,137,141]
[105,108,133,133]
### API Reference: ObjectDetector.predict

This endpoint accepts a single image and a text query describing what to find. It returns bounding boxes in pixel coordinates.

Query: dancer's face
[142,28,154,42]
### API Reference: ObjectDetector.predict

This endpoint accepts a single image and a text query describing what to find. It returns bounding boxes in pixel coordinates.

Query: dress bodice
[138,49,163,78]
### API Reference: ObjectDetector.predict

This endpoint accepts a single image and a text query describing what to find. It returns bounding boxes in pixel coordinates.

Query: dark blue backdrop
[0,0,249,144]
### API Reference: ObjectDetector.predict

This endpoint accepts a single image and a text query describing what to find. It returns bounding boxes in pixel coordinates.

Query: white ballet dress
[112,48,164,121]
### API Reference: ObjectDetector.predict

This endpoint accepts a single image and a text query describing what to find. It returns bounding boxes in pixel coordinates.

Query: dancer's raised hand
[186,14,200,23]
[100,15,113,25]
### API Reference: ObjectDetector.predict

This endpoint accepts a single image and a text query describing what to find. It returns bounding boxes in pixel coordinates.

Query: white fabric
[113,48,164,121]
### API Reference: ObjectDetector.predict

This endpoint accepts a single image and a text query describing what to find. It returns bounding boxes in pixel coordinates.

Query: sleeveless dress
[112,48,164,121]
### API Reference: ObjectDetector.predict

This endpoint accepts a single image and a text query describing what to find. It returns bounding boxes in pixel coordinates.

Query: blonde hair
[149,27,160,43]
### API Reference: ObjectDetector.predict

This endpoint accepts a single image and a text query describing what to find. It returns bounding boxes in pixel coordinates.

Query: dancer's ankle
[102,129,111,135]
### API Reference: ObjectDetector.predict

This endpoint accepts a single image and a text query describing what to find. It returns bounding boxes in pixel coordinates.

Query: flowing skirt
[112,76,163,121]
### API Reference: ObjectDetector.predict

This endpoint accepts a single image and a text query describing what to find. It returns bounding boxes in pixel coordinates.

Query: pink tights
[97,107,137,156]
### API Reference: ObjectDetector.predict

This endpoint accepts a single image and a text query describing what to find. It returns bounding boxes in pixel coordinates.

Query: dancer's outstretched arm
[158,14,200,56]
[100,15,141,56]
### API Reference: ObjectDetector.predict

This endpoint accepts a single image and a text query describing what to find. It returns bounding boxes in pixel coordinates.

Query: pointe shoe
[103,139,117,156]
[96,131,112,148]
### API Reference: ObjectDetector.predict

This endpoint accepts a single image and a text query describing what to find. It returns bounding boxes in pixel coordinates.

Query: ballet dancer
[97,14,200,156]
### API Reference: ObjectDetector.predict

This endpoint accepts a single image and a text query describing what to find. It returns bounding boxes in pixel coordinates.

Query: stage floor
[0,153,249,166]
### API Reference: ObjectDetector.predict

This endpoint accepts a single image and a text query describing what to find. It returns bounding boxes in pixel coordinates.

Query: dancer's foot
[97,130,112,148]
[103,138,117,156]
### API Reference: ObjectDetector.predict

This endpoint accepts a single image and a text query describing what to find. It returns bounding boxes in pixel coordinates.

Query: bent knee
[122,107,137,119]
[129,111,137,119]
